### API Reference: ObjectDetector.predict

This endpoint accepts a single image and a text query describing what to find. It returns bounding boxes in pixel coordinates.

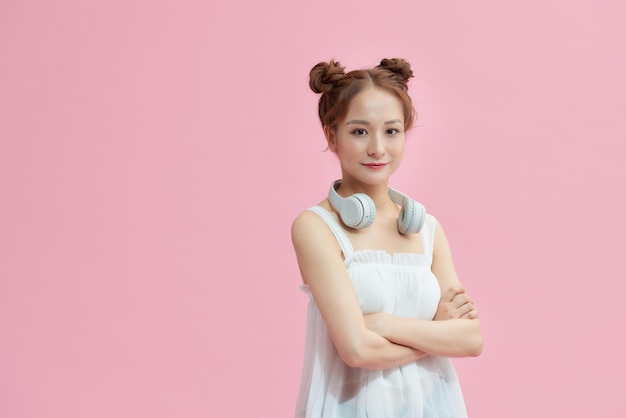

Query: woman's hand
[434,286,478,321]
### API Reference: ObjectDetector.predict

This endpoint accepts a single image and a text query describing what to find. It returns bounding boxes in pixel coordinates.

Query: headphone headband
[328,180,425,234]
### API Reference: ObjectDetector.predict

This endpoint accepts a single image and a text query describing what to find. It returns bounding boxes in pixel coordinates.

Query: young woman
[292,58,483,418]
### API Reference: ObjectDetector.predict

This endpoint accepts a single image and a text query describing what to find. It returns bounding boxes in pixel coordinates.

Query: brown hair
[309,58,417,132]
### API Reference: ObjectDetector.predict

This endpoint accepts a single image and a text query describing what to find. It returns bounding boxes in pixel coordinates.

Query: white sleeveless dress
[295,206,467,418]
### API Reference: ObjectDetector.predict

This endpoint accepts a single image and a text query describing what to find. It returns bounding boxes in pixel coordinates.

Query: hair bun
[378,58,413,86]
[309,60,346,94]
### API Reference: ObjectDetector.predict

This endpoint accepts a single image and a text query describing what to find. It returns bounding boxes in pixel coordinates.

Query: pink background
[1,0,625,417]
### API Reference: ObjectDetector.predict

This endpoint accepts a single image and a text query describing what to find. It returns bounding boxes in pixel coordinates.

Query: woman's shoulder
[291,200,333,240]
[291,209,321,234]
[291,201,343,261]
[292,200,333,227]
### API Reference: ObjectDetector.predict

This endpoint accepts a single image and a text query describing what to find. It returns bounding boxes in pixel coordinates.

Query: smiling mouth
[363,163,388,169]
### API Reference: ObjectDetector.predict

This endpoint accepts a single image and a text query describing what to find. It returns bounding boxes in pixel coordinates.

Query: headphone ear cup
[398,198,426,234]
[340,193,375,229]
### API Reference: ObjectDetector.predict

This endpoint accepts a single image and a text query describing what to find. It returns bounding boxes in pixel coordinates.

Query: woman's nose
[367,135,385,157]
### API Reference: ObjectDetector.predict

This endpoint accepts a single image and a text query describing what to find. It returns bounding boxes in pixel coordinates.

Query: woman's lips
[363,163,388,170]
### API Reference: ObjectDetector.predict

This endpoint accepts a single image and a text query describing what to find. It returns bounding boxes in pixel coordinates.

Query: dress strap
[421,214,437,257]
[307,206,355,260]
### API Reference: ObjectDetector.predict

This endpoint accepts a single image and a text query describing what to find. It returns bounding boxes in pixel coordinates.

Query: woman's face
[327,87,406,188]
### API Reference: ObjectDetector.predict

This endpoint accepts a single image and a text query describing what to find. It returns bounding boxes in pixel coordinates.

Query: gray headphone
[328,180,425,234]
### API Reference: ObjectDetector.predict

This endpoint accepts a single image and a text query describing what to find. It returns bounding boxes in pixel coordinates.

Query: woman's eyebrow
[345,119,402,125]
[345,119,370,125]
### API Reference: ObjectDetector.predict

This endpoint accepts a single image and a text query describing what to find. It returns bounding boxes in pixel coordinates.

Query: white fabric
[295,206,467,418]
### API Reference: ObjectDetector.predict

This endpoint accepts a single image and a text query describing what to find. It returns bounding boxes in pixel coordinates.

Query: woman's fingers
[451,292,473,309]
[450,290,478,319]
[460,307,479,319]
[435,286,478,320]
[442,285,465,303]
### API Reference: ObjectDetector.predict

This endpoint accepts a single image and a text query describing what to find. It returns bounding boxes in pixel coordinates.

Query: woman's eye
[387,128,400,135]
[352,129,367,136]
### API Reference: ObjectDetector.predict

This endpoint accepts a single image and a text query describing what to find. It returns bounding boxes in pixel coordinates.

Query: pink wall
[1,1,625,417]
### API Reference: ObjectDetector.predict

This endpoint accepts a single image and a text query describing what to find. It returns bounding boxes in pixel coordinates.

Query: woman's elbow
[335,339,365,368]
[339,347,365,368]
[337,340,379,369]
[461,319,483,357]
[453,326,483,358]
[466,332,483,357]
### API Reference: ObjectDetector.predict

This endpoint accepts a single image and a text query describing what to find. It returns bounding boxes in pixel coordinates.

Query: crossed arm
[292,210,428,370]
[364,286,483,358]
[292,211,482,370]
[364,222,483,358]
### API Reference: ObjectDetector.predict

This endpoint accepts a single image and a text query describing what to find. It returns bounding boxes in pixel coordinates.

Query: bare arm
[364,313,482,357]
[292,210,428,370]
[364,219,483,357]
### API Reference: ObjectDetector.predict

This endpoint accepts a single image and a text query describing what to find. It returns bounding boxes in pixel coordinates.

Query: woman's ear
[324,126,337,152]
